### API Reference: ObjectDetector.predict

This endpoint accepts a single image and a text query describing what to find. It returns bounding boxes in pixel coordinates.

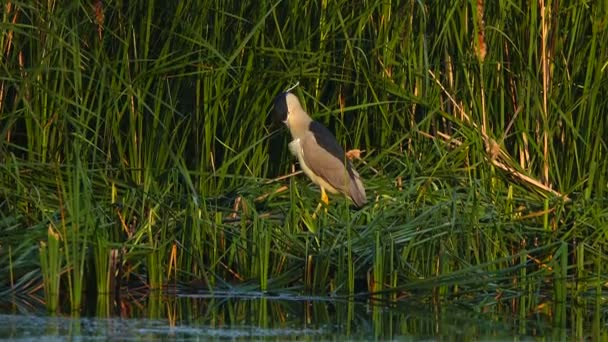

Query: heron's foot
[312,202,322,219]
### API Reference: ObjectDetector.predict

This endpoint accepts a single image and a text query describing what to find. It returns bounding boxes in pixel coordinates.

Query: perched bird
[273,92,366,208]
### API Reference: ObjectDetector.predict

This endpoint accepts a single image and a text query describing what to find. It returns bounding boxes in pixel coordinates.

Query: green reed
[39,225,62,312]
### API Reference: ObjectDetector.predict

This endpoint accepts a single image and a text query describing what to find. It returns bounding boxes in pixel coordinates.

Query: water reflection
[0,292,605,340]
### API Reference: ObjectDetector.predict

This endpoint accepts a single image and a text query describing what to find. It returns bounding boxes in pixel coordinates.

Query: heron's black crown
[273,92,289,124]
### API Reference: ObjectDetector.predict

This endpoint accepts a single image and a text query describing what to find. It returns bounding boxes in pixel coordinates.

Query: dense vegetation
[0,0,606,317]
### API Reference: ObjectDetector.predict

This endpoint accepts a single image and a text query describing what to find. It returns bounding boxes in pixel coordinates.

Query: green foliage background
[0,0,606,312]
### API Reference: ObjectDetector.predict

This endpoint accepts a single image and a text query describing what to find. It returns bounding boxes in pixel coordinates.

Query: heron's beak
[282,112,290,126]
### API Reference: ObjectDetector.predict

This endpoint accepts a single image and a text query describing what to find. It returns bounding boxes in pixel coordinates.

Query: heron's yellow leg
[321,187,329,205]
[312,187,329,219]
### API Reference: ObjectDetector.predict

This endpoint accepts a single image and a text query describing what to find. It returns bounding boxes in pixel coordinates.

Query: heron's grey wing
[301,134,349,193]
[306,121,347,162]
[300,122,366,206]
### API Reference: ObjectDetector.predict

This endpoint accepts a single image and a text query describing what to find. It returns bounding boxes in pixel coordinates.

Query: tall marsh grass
[0,0,606,313]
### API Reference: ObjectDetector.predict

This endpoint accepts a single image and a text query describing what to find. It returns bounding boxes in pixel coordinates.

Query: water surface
[0,291,598,340]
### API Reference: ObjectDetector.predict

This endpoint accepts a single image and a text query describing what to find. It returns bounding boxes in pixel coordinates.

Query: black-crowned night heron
[273,92,367,208]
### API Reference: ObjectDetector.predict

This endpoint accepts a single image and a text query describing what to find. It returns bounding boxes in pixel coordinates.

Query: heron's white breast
[289,139,314,180]
[288,138,317,183]
[288,139,301,158]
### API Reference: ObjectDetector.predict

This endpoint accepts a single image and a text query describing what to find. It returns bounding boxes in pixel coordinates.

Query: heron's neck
[287,110,313,139]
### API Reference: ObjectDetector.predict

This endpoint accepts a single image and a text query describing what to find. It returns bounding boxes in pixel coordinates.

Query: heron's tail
[349,169,367,208]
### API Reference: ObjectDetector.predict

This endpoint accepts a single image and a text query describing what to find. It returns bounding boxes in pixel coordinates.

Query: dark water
[0,291,603,340]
